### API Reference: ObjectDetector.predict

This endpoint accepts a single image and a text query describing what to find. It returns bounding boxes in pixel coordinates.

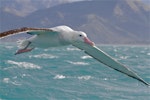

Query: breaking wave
[29,53,58,59]
[7,60,41,69]
[53,74,93,81]
[66,60,89,65]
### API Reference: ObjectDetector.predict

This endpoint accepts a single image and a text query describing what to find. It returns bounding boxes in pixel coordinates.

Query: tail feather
[17,40,33,49]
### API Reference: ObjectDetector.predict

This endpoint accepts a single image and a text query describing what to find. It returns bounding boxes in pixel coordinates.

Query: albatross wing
[0,27,53,38]
[73,42,149,86]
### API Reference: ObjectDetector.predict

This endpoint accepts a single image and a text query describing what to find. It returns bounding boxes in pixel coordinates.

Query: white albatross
[0,25,149,86]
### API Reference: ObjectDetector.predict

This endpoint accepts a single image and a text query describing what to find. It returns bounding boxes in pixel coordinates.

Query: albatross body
[0,25,149,86]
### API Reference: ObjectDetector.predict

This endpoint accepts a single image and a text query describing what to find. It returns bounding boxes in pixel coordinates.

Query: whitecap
[102,78,108,81]
[113,48,118,52]
[22,74,30,77]
[147,53,150,55]
[119,56,129,60]
[66,60,89,65]
[66,47,80,51]
[29,53,58,59]
[3,78,10,83]
[81,55,92,59]
[140,50,145,53]
[3,77,22,85]
[44,49,50,51]
[53,74,66,79]
[12,76,18,79]
[11,81,22,86]
[7,60,41,69]
[5,45,14,49]
[78,75,92,80]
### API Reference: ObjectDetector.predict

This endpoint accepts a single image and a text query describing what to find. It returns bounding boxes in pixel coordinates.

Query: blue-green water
[0,43,150,100]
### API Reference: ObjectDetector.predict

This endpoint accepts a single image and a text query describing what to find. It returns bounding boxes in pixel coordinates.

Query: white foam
[81,55,92,59]
[103,78,108,81]
[3,77,22,86]
[5,45,14,49]
[147,53,150,55]
[78,75,92,80]
[29,53,58,59]
[53,74,66,79]
[119,56,129,60]
[53,75,93,80]
[7,60,41,69]
[66,60,89,65]
[3,78,10,83]
[11,81,22,86]
[66,47,80,51]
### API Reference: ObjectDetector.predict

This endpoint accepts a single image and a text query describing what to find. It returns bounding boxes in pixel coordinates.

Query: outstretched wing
[0,27,53,38]
[73,42,149,86]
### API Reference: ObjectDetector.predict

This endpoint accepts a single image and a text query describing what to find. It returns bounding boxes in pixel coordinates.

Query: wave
[53,74,66,79]
[81,55,92,59]
[2,77,22,86]
[147,53,150,56]
[4,45,15,49]
[2,78,10,83]
[77,75,93,80]
[29,53,58,59]
[66,60,89,65]
[66,47,80,51]
[7,60,41,69]
[119,56,130,60]
[53,74,92,81]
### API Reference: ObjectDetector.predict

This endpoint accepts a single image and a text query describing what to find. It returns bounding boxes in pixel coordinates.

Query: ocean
[0,43,150,100]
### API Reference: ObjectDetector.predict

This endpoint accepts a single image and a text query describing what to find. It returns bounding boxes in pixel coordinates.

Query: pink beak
[84,37,95,46]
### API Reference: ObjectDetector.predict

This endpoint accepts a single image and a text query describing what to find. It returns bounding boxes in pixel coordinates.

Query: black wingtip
[134,76,150,86]
[27,32,32,35]
[141,81,150,86]
[144,82,150,86]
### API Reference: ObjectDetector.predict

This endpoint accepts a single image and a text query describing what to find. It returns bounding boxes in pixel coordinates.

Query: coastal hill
[1,0,150,44]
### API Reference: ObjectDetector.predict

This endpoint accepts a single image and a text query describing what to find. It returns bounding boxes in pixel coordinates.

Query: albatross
[0,25,149,86]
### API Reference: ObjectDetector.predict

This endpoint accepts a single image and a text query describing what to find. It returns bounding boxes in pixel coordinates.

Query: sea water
[0,43,150,100]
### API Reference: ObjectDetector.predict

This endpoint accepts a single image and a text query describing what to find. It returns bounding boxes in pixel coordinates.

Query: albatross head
[70,31,95,46]
[52,25,94,46]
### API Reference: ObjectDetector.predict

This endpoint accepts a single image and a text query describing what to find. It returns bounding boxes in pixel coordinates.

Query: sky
[142,0,150,3]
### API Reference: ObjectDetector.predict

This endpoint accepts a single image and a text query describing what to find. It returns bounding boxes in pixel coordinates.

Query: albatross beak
[84,37,95,46]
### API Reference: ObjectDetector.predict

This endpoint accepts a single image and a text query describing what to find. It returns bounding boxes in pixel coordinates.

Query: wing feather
[0,27,53,38]
[73,42,149,86]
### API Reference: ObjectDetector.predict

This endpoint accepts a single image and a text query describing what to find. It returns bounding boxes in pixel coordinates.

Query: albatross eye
[79,34,82,37]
